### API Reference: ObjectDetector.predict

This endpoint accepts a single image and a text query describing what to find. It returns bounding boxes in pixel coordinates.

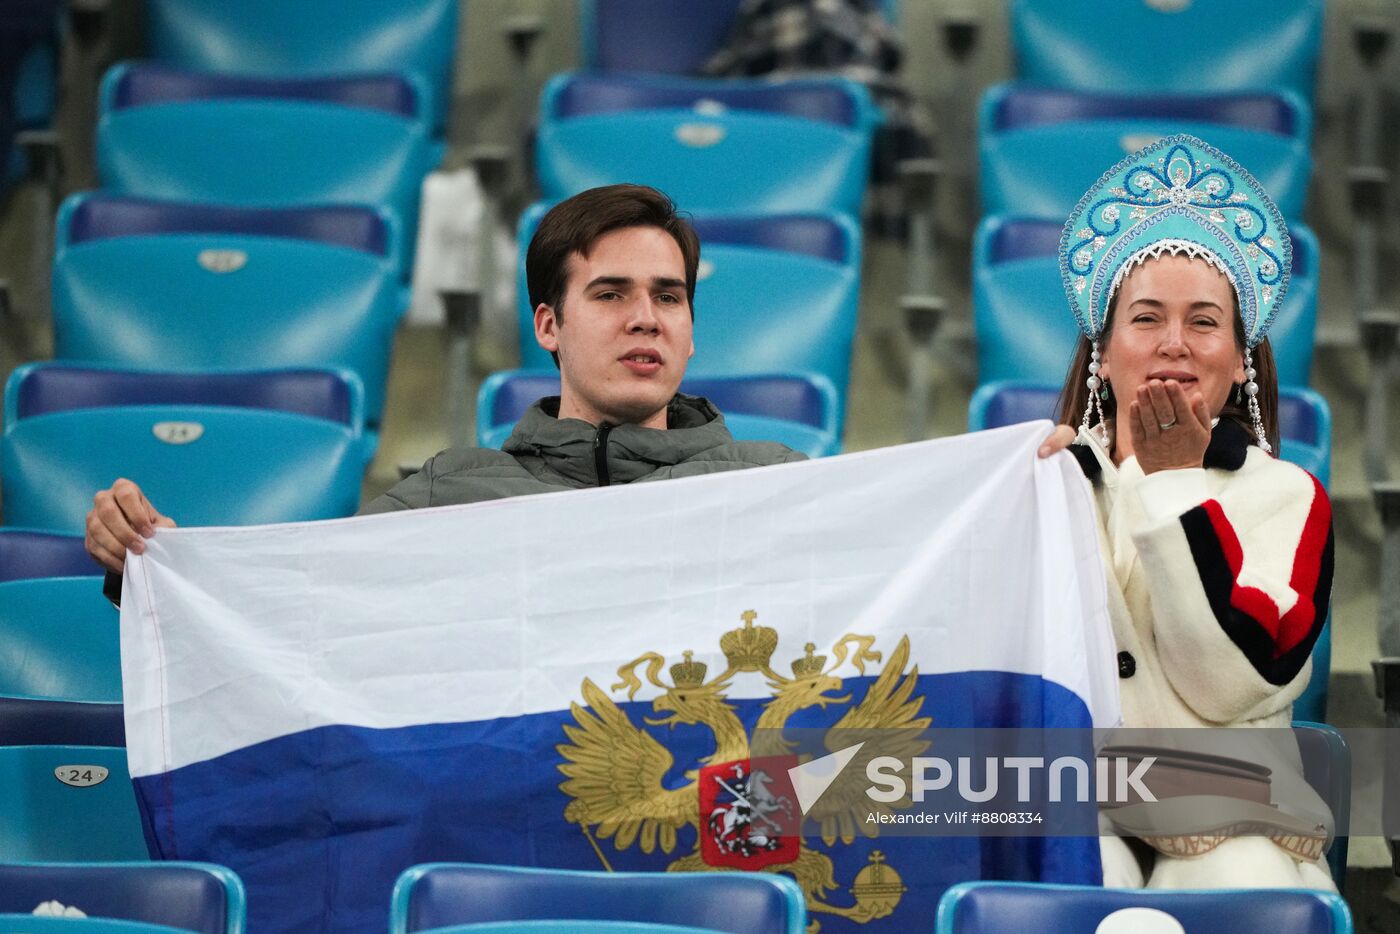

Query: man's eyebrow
[583,276,687,291]
[584,276,634,290]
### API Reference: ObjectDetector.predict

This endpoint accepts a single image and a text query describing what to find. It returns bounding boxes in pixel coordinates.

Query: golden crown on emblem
[669,650,708,688]
[790,642,827,679]
[720,609,778,671]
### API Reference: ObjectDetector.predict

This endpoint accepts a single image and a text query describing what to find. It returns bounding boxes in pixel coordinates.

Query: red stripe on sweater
[1201,473,1331,656]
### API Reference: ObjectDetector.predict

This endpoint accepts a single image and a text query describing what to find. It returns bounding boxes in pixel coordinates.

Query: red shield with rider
[698,755,801,869]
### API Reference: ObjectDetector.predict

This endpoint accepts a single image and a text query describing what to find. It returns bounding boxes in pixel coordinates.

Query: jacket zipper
[593,422,613,486]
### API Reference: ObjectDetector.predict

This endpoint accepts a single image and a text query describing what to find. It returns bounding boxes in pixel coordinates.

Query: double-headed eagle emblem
[557,611,931,929]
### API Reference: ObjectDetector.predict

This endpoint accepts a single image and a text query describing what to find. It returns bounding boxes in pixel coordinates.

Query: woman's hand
[1129,379,1211,474]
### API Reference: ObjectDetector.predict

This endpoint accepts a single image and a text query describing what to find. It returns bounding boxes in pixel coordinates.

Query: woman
[1041,135,1336,890]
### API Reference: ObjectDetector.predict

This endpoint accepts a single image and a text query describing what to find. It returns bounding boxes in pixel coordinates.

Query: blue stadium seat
[0,551,122,749]
[51,195,399,430]
[0,615,136,859]
[584,0,744,75]
[0,862,246,933]
[934,882,1350,933]
[536,73,878,216]
[0,744,145,860]
[978,84,1313,220]
[1273,387,1333,489]
[969,380,1335,723]
[0,577,119,703]
[477,371,841,458]
[1294,721,1351,882]
[96,64,433,248]
[144,0,457,134]
[1010,0,1323,102]
[2,371,365,532]
[972,216,1319,389]
[0,529,95,581]
[389,864,806,934]
[515,207,861,425]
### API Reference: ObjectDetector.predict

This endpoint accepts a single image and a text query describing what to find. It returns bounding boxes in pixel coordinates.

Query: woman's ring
[1159,418,1178,430]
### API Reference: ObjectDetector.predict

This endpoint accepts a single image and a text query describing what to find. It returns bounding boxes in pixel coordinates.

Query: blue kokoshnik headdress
[1059,134,1289,452]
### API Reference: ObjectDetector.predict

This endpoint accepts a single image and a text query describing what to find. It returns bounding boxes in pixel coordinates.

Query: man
[84,184,807,572]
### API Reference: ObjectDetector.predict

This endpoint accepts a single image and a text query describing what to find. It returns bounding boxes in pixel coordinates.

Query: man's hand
[1037,424,1076,458]
[85,479,176,573]
[1129,379,1211,475]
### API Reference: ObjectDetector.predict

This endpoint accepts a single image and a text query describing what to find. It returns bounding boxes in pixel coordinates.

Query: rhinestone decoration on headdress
[1059,134,1291,349]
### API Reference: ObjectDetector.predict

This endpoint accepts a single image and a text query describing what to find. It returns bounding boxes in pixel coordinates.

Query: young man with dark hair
[84,185,805,572]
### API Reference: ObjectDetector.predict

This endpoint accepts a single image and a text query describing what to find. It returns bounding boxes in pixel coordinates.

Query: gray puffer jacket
[359,394,806,514]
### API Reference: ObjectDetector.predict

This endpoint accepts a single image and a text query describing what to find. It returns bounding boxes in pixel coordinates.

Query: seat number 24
[54,765,109,788]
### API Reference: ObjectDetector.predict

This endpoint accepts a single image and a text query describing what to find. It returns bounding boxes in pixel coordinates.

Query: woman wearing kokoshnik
[1046,135,1337,889]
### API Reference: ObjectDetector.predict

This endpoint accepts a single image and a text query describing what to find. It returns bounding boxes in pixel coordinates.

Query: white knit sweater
[1072,423,1333,729]
[1072,421,1336,850]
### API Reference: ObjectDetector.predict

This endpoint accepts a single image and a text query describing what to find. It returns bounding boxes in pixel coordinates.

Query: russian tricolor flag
[120,423,1119,933]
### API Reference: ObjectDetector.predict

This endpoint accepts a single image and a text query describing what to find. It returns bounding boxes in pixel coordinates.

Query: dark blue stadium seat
[935,882,1349,933]
[972,215,1319,389]
[8,363,365,434]
[991,87,1304,137]
[0,696,124,747]
[1010,0,1324,103]
[477,371,841,458]
[1295,721,1351,882]
[536,73,877,217]
[586,0,744,75]
[65,195,394,257]
[1277,390,1322,450]
[0,529,94,582]
[106,64,420,119]
[965,383,1061,436]
[145,0,457,133]
[389,864,806,934]
[978,84,1313,220]
[688,214,852,263]
[982,216,1061,264]
[551,72,865,127]
[0,862,246,933]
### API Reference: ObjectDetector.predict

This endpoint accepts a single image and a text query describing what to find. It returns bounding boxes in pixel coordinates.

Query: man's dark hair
[526,185,701,365]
